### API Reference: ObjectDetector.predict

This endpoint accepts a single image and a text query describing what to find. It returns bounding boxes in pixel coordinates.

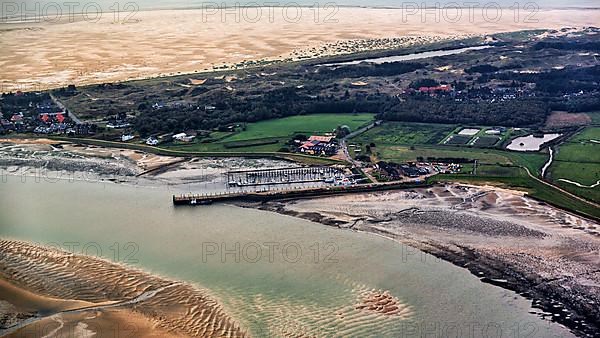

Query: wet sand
[0,139,294,185]
[0,240,247,337]
[244,185,600,336]
[2,7,600,91]
[2,139,599,335]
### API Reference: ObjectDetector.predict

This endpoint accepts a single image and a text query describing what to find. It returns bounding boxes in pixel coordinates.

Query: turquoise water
[0,176,575,337]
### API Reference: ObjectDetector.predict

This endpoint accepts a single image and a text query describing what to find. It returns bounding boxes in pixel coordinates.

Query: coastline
[2,7,600,91]
[235,186,600,337]
[2,139,599,336]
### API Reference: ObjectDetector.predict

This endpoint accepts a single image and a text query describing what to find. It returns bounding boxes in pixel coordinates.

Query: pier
[173,181,431,206]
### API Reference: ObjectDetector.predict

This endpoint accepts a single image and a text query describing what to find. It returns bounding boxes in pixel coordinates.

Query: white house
[172,133,195,143]
[121,134,135,142]
[146,137,159,145]
[172,133,187,141]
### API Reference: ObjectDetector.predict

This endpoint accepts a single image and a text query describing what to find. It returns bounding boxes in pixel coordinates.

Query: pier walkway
[173,181,430,205]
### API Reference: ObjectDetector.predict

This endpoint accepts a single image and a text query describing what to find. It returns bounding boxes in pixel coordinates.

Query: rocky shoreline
[236,186,600,337]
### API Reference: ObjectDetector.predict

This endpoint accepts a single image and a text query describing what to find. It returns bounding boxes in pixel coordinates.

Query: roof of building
[308,135,334,143]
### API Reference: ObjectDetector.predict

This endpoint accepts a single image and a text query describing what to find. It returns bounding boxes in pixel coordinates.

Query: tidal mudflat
[248,185,600,336]
[0,175,581,337]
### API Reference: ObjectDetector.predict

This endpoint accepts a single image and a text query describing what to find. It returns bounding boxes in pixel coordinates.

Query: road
[339,122,381,183]
[522,166,600,209]
[49,93,82,125]
[339,138,378,183]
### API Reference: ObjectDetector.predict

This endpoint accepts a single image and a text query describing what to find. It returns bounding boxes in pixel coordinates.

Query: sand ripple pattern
[223,275,413,337]
[0,239,247,337]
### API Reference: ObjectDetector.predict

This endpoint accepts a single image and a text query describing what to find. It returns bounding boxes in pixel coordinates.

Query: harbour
[0,176,579,337]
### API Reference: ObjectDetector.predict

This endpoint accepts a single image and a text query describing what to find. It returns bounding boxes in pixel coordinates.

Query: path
[49,93,82,125]
[522,166,600,209]
[558,178,600,189]
[340,121,381,183]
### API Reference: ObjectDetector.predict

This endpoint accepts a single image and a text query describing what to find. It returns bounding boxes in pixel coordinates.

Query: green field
[373,145,546,174]
[352,122,455,145]
[162,113,374,153]
[446,135,473,145]
[225,113,374,142]
[549,126,600,203]
[570,127,600,143]
[474,164,525,177]
[350,121,546,176]
[554,142,600,163]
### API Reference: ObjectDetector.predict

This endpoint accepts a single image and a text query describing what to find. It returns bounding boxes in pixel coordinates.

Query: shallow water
[322,46,492,66]
[0,176,575,337]
[507,134,562,151]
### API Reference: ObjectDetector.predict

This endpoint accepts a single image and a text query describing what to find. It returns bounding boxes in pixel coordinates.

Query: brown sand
[1,8,599,91]
[355,290,411,317]
[0,239,247,337]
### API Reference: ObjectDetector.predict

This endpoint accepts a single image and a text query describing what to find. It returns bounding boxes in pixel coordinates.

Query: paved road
[340,122,382,183]
[49,93,82,125]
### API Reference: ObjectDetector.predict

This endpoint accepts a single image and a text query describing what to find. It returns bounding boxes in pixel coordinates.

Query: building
[298,135,337,156]
[418,84,452,94]
[172,133,195,142]
[107,121,131,129]
[121,134,135,142]
[146,137,159,146]
[400,164,429,178]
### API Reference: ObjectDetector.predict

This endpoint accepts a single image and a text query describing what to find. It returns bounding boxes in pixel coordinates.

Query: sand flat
[1,8,599,91]
[0,239,248,337]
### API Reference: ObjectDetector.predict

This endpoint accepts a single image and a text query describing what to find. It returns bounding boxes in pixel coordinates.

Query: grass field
[373,145,547,174]
[587,112,600,124]
[549,126,600,203]
[350,120,547,177]
[554,142,600,163]
[352,122,454,146]
[224,113,374,142]
[162,113,374,153]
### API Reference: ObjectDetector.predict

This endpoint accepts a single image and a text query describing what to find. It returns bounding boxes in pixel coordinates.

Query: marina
[226,166,344,187]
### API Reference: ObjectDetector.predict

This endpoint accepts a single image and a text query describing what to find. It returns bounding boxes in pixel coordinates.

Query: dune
[1,7,599,91]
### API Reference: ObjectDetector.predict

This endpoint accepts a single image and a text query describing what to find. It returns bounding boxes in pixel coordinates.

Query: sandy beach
[1,7,599,91]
